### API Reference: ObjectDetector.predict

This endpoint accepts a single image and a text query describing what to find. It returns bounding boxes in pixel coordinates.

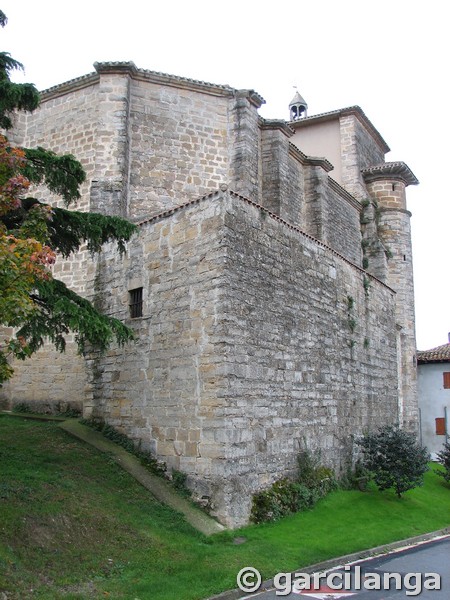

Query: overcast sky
[2,0,448,350]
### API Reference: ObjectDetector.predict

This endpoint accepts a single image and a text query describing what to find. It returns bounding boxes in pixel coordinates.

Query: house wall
[418,363,450,456]
[290,112,386,201]
[290,119,342,182]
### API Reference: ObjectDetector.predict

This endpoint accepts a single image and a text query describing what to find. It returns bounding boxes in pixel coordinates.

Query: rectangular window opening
[443,372,450,389]
[436,417,446,436]
[129,287,143,318]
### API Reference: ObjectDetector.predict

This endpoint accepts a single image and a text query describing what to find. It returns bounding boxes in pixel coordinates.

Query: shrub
[357,425,429,497]
[297,449,338,497]
[436,441,450,483]
[171,470,191,497]
[251,449,337,523]
[251,479,316,524]
[12,402,32,414]
[339,459,370,491]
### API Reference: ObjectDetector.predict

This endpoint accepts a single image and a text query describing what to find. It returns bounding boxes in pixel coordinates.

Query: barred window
[129,287,143,318]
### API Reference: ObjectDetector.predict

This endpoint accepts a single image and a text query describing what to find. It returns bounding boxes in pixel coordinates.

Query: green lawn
[0,415,449,600]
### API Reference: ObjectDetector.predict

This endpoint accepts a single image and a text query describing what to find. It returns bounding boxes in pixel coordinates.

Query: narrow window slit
[129,287,143,318]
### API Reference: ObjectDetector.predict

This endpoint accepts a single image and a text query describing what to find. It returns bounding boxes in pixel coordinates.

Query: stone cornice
[328,177,362,212]
[288,105,390,154]
[236,89,266,108]
[40,72,99,101]
[131,64,238,100]
[259,118,294,137]
[378,207,412,217]
[94,61,139,76]
[362,162,419,187]
[288,143,334,172]
[40,61,265,105]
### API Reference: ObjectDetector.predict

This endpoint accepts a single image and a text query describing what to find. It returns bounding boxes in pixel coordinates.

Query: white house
[417,339,450,458]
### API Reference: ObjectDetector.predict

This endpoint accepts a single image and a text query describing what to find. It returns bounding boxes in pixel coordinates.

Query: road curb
[205,527,450,599]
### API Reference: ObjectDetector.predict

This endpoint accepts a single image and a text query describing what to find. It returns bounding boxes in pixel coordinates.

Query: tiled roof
[417,343,450,363]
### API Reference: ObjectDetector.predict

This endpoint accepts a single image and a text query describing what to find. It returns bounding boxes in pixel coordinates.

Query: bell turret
[289,89,308,120]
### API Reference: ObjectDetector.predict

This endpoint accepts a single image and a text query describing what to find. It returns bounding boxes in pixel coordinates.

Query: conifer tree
[0,10,136,383]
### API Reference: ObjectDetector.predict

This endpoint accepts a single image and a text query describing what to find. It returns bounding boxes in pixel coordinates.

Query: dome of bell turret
[289,90,308,120]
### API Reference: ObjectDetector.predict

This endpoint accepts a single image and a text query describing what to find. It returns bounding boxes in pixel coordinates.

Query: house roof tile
[417,343,450,363]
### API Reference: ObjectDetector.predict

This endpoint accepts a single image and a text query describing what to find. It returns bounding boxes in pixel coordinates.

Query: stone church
[1,62,419,527]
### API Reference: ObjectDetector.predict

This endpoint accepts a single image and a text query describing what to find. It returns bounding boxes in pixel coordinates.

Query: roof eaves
[40,72,99,101]
[288,105,390,154]
[362,162,419,187]
[40,61,247,103]
[417,343,450,363]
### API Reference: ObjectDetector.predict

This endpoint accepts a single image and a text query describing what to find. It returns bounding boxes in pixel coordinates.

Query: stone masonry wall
[365,179,417,430]
[324,181,362,265]
[84,191,398,527]
[229,92,262,202]
[22,83,99,213]
[212,194,397,526]
[340,114,386,200]
[0,67,413,527]
[86,195,229,488]
[0,83,101,408]
[128,79,231,219]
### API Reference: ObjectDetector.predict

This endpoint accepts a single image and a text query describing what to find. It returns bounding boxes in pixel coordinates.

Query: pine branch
[23,147,86,204]
[48,206,137,256]
[0,52,39,129]
[2,198,137,256]
[20,278,135,355]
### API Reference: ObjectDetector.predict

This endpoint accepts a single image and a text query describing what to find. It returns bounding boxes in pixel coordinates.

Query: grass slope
[0,416,449,600]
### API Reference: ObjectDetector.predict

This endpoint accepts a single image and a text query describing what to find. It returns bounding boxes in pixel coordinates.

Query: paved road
[241,535,449,599]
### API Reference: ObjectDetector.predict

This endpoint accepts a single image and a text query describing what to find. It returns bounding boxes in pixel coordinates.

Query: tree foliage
[436,440,450,484]
[357,425,429,498]
[0,11,40,131]
[0,13,136,383]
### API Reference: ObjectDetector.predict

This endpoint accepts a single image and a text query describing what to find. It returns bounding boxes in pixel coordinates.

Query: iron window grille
[129,287,143,318]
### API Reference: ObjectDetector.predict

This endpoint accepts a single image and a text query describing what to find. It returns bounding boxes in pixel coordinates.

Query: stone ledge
[58,419,225,536]
[1,410,67,422]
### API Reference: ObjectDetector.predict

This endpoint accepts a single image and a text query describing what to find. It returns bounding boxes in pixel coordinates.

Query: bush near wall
[251,450,337,523]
